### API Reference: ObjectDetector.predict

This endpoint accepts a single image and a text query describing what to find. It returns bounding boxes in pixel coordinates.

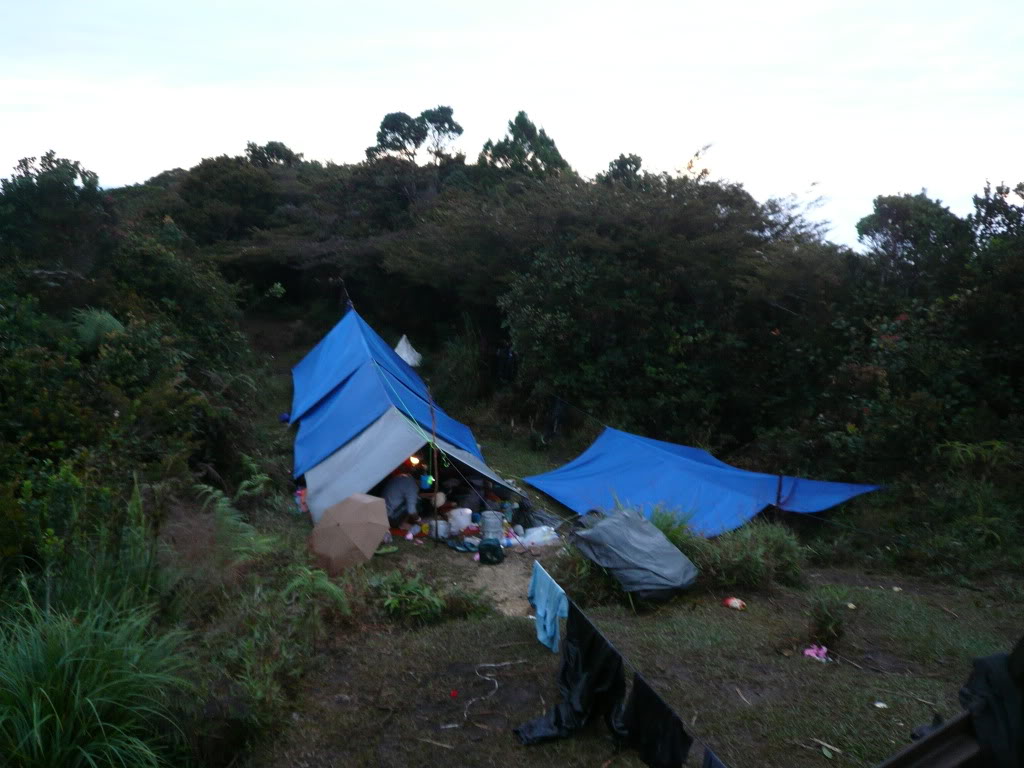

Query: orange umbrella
[309,494,389,575]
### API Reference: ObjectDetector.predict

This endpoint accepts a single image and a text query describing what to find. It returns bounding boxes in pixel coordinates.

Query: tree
[971,181,1024,251]
[419,106,464,163]
[366,112,428,162]
[856,191,971,298]
[177,156,275,243]
[0,151,113,273]
[479,112,569,175]
[246,141,303,168]
[597,153,643,186]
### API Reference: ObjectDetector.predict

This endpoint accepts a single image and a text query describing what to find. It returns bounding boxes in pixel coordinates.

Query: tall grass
[548,542,625,608]
[0,480,195,767]
[38,483,168,615]
[651,509,806,590]
[0,594,189,768]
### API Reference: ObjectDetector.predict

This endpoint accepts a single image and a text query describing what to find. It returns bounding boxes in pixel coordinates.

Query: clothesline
[521,565,730,768]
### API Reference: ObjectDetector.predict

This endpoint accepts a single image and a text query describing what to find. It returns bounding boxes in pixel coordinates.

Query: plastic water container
[428,520,450,538]
[480,510,504,541]
[449,508,473,534]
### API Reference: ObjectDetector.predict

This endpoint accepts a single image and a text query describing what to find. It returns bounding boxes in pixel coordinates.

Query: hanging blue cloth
[527,561,568,653]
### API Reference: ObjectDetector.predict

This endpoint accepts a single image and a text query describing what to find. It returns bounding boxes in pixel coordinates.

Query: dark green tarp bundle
[958,644,1023,768]
[572,508,698,601]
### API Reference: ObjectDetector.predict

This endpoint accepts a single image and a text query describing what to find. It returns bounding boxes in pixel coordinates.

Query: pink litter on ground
[803,644,829,660]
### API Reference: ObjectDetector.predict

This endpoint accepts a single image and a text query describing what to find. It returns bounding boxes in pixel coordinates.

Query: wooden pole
[429,388,441,542]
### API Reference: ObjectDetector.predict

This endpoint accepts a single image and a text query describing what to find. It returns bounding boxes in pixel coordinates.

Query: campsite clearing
[244,318,1021,768]
[247,526,1019,768]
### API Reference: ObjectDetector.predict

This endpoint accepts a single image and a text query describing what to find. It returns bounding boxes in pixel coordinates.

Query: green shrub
[199,586,300,728]
[804,531,862,567]
[7,473,174,618]
[548,543,624,608]
[369,570,445,626]
[0,596,189,768]
[651,511,806,590]
[71,307,124,352]
[893,479,1024,576]
[807,586,851,647]
[195,481,278,568]
[282,564,354,644]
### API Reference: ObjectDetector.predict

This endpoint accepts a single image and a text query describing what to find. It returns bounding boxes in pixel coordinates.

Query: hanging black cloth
[514,601,627,744]
[515,602,694,768]
[619,673,693,768]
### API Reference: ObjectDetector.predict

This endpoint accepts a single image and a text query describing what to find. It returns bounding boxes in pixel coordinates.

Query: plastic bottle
[480,510,503,541]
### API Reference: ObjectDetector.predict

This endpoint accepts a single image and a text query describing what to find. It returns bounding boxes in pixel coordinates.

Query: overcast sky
[3,0,1022,246]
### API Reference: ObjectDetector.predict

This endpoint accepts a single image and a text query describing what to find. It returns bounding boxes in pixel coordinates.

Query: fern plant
[234,454,272,502]
[369,571,445,626]
[71,307,124,352]
[192,453,277,565]
[194,484,276,566]
[282,564,353,646]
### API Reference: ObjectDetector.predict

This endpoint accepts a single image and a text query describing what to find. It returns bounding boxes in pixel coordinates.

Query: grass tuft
[807,585,852,647]
[0,595,189,768]
[651,511,806,590]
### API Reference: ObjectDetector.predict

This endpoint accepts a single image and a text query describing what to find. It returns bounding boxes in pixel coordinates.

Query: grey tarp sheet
[572,508,699,600]
[306,405,518,523]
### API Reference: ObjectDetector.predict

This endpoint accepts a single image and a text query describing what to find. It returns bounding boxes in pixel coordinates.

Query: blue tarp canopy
[290,310,483,480]
[525,427,879,537]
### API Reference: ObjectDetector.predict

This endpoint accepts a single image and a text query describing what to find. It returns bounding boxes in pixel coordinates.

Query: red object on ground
[722,597,747,610]
[450,689,458,698]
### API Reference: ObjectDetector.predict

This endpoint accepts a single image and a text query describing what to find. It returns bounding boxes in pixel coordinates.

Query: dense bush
[0,153,295,766]
[804,474,1024,580]
[652,511,806,590]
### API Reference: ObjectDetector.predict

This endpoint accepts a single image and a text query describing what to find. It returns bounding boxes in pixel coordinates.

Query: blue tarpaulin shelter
[290,310,513,522]
[525,427,879,536]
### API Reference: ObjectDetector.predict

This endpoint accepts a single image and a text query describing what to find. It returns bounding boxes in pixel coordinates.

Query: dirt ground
[247,547,1020,768]
[384,536,553,618]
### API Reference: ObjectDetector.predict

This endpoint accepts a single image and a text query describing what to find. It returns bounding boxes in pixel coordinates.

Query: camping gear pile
[298,455,564,565]
[409,476,561,560]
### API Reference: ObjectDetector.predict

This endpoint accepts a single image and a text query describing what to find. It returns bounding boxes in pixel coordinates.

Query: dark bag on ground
[571,508,698,601]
